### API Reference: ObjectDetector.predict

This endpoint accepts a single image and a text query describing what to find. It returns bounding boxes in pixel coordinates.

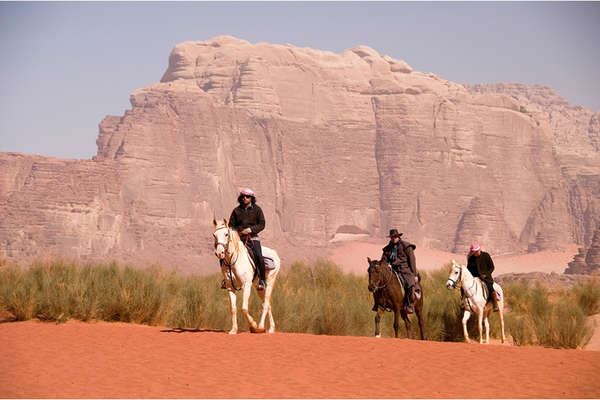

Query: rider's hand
[241,228,251,235]
[414,276,419,283]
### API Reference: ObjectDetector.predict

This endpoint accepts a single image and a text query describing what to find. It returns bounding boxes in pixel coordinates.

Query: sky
[1,1,599,160]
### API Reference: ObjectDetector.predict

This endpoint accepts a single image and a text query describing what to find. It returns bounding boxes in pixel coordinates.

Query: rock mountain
[1,36,599,272]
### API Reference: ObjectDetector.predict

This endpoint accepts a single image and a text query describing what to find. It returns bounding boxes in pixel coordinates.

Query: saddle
[481,282,501,302]
[392,269,422,300]
[461,280,501,310]
[244,242,276,271]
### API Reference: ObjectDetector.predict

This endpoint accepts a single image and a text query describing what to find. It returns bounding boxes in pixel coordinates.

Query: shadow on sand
[160,327,227,334]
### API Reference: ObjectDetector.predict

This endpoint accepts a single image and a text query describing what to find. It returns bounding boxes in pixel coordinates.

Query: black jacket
[228,204,265,238]
[382,240,417,276]
[467,251,495,285]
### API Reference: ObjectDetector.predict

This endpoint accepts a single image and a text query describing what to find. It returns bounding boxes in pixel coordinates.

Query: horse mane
[458,262,475,281]
[227,228,245,257]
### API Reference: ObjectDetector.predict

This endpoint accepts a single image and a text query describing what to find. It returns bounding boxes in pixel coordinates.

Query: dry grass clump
[0,258,597,348]
[502,280,596,348]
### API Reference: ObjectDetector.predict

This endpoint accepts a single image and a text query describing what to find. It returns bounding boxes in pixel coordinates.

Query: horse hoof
[228,330,237,335]
[268,328,276,334]
[375,334,381,338]
[250,327,266,334]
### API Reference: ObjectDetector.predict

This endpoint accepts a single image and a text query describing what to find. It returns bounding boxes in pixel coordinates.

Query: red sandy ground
[1,320,599,398]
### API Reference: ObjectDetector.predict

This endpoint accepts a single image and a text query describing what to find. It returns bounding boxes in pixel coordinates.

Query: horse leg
[227,289,238,335]
[484,315,490,344]
[267,306,276,334]
[499,302,506,344]
[462,310,471,343]
[477,311,484,344]
[265,271,279,333]
[241,282,259,332]
[415,303,425,340]
[257,285,267,330]
[374,308,384,338]
[393,310,403,338]
[257,279,275,332]
[400,309,411,339]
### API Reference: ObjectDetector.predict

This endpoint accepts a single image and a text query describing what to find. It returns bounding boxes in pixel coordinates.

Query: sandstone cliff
[565,226,600,275]
[1,36,599,271]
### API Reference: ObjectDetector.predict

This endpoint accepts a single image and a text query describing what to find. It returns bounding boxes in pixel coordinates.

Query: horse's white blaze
[213,221,281,334]
[448,259,506,344]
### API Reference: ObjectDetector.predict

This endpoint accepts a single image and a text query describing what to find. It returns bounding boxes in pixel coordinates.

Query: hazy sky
[1,1,599,159]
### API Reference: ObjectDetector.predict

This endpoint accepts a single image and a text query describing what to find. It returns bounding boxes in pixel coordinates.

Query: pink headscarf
[467,243,481,259]
[239,188,255,197]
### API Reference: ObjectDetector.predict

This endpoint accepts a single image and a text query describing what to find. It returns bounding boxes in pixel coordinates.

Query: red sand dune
[1,320,599,398]
[328,240,580,275]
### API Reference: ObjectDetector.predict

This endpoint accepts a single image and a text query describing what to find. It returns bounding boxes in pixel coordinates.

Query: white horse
[446,259,506,344]
[213,218,281,334]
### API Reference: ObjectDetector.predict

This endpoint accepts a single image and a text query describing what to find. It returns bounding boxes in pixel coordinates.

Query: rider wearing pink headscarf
[466,243,499,311]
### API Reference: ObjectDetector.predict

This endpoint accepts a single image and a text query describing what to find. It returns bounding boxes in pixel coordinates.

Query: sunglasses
[241,195,252,199]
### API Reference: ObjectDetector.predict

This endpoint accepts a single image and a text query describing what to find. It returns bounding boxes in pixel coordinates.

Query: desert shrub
[0,258,597,348]
[0,265,36,320]
[504,314,535,346]
[168,273,230,330]
[499,280,595,349]
[269,260,374,336]
[420,265,464,341]
[572,277,600,316]
[552,301,592,348]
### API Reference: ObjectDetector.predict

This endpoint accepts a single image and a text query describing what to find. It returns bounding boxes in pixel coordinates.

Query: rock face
[1,36,599,271]
[565,226,600,275]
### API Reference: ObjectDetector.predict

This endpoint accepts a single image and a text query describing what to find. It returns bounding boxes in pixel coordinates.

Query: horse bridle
[370,262,393,292]
[214,226,241,290]
[448,265,463,289]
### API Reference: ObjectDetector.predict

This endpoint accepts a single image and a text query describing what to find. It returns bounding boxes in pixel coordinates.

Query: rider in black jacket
[466,243,499,311]
[381,229,420,313]
[227,188,267,290]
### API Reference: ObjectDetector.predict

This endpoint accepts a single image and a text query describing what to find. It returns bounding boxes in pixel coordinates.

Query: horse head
[367,257,388,292]
[446,259,463,290]
[213,218,230,260]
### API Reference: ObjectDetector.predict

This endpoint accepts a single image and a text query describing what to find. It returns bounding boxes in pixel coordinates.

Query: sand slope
[1,320,599,398]
[328,241,580,275]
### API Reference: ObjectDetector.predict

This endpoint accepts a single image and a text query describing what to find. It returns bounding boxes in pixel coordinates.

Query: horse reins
[215,226,241,291]
[448,265,463,289]
[371,263,394,292]
[449,266,480,312]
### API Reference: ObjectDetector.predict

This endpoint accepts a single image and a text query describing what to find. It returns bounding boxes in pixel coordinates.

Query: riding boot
[404,287,414,314]
[405,299,414,314]
[251,239,267,291]
[491,291,500,312]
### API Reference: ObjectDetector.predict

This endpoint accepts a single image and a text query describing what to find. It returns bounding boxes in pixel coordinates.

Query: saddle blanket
[264,256,276,270]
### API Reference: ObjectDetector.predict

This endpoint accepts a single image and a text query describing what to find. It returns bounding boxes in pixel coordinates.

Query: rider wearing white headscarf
[228,188,267,291]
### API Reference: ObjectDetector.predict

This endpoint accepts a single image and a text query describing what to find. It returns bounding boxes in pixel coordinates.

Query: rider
[227,188,267,291]
[381,229,420,313]
[466,243,499,312]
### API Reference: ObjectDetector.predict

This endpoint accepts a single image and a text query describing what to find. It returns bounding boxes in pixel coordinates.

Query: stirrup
[220,279,227,290]
[257,279,267,291]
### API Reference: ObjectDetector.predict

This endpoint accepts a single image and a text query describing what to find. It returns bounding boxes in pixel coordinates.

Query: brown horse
[367,257,424,339]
